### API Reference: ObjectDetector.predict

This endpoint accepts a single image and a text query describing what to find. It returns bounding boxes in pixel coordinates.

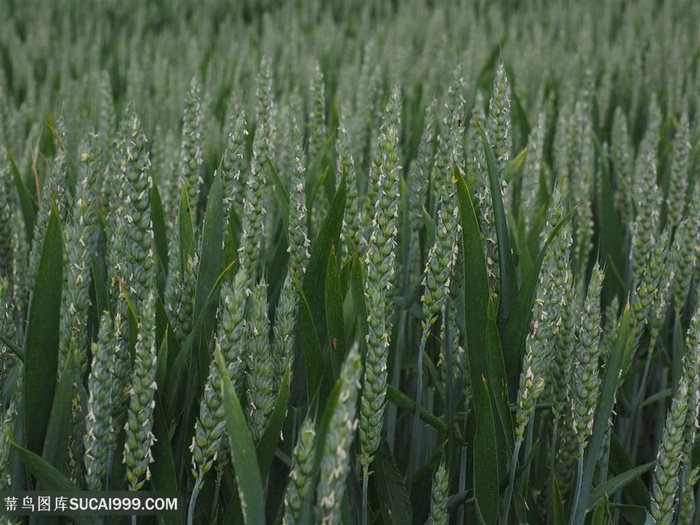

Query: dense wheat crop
[1,0,700,523]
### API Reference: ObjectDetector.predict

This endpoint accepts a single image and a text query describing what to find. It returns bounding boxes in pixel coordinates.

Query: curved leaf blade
[215,345,266,525]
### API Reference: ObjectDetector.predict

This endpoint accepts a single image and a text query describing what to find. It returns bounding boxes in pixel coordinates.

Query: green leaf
[473,112,518,328]
[194,173,223,330]
[350,256,369,354]
[485,298,514,455]
[386,386,449,433]
[616,505,647,525]
[40,348,78,473]
[164,259,237,422]
[8,149,37,245]
[149,394,179,525]
[587,462,654,510]
[509,82,532,151]
[456,166,490,412]
[302,169,346,377]
[9,437,101,525]
[151,183,169,276]
[477,41,508,92]
[501,204,576,381]
[179,187,195,274]
[255,365,291,481]
[374,441,413,525]
[325,245,345,379]
[591,499,612,525]
[267,156,290,235]
[607,434,650,507]
[473,377,499,525]
[24,204,63,456]
[551,476,566,525]
[597,166,625,303]
[297,281,328,402]
[504,146,528,186]
[215,345,266,525]
[155,334,169,398]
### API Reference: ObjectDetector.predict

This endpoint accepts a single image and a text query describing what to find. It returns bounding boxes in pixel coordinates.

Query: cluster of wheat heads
[2,0,700,524]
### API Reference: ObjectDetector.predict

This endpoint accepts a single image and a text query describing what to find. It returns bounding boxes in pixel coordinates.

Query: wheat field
[1,1,700,524]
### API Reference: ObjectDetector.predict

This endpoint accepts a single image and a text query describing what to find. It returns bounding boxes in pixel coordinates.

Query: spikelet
[0,148,13,281]
[218,268,248,390]
[238,62,273,286]
[220,102,248,222]
[487,62,511,172]
[407,99,436,285]
[611,107,635,225]
[190,341,227,484]
[360,86,401,473]
[123,288,158,491]
[649,376,690,525]
[84,312,116,491]
[283,415,316,525]
[427,456,449,525]
[630,146,662,286]
[59,134,98,377]
[246,278,275,444]
[571,264,604,454]
[180,78,204,220]
[521,111,547,232]
[666,109,690,230]
[287,122,310,278]
[0,397,17,491]
[315,344,363,524]
[337,120,363,257]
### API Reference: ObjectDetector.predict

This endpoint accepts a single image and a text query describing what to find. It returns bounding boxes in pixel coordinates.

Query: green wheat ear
[427,456,449,525]
[246,278,275,444]
[123,289,158,491]
[650,376,690,525]
[180,77,204,219]
[315,343,363,525]
[283,415,317,525]
[84,311,116,491]
[360,86,402,474]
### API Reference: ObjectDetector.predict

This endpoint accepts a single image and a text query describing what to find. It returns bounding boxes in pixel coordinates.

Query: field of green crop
[1,0,700,523]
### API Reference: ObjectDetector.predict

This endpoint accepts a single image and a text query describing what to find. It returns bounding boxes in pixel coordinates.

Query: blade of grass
[325,245,345,379]
[386,386,449,433]
[267,156,290,234]
[179,187,195,275]
[456,166,490,412]
[302,170,346,365]
[8,436,101,525]
[297,277,328,401]
[215,344,266,525]
[8,149,37,245]
[151,183,169,277]
[255,365,291,480]
[194,173,223,331]
[587,462,653,510]
[374,441,413,525]
[40,348,78,473]
[23,204,62,456]
[473,377,499,525]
